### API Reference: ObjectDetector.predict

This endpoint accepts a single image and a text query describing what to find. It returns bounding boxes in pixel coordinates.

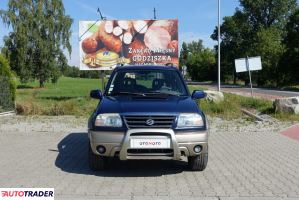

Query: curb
[0,111,15,117]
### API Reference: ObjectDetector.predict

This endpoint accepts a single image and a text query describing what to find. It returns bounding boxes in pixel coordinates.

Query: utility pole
[218,0,221,91]
[154,7,157,19]
[246,56,254,97]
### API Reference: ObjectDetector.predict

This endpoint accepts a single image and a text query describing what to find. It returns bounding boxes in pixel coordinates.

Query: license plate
[130,138,171,149]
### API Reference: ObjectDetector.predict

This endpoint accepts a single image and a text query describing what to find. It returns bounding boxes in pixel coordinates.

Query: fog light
[96,145,106,154]
[194,145,202,153]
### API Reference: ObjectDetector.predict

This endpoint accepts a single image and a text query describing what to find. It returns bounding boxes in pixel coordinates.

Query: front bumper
[89,128,208,160]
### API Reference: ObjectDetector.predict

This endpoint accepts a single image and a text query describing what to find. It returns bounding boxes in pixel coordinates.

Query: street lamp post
[218,0,221,91]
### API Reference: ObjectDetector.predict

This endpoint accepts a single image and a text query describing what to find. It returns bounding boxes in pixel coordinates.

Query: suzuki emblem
[145,119,155,126]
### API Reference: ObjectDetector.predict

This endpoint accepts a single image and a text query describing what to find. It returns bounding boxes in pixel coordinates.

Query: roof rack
[165,63,174,67]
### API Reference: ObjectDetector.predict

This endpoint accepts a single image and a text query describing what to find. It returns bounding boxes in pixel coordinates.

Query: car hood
[97,96,201,115]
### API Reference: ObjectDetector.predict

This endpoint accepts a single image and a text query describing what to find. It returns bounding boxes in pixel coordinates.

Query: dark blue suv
[88,65,208,171]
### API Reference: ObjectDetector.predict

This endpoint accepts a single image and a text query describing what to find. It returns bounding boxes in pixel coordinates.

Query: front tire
[88,145,108,170]
[188,153,208,171]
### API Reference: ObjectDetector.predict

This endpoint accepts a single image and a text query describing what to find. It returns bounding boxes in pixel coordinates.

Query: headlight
[95,113,122,127]
[177,113,204,128]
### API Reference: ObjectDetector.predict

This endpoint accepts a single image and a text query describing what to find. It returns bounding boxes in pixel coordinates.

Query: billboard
[79,19,178,70]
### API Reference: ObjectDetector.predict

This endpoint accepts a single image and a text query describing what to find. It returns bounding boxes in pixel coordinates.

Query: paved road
[0,116,299,200]
[222,87,299,97]
[188,82,299,100]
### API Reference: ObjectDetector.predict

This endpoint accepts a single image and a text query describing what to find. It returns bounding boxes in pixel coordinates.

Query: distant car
[88,65,208,171]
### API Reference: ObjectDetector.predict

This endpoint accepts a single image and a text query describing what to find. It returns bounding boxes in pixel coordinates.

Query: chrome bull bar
[119,129,181,160]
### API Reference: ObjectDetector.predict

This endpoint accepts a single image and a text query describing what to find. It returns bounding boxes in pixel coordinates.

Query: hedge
[0,54,16,112]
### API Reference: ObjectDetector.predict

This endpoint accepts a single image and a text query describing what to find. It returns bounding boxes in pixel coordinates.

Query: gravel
[0,115,293,135]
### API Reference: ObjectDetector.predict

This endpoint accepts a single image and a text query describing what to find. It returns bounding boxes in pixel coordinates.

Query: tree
[0,0,73,87]
[179,42,189,68]
[186,40,204,54]
[187,48,216,81]
[251,27,285,86]
[179,40,205,69]
[211,10,252,84]
[211,0,298,86]
[179,40,216,81]
[281,7,299,84]
[239,0,297,30]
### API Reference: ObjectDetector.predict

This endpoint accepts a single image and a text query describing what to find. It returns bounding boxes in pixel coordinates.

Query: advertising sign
[79,19,178,70]
[235,56,263,97]
[247,56,262,71]
[234,58,247,73]
[235,56,262,73]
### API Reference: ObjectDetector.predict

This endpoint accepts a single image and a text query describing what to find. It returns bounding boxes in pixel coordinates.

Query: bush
[0,54,16,112]
[16,102,42,115]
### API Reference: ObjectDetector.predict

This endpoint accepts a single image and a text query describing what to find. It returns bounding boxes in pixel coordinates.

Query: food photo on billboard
[79,19,178,70]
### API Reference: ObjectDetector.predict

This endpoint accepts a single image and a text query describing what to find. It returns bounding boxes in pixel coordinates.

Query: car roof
[114,65,179,71]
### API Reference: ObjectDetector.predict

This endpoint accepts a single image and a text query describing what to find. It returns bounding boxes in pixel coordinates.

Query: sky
[0,0,240,66]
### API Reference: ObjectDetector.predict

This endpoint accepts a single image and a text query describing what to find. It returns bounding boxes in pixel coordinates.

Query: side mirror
[192,90,206,99]
[90,90,103,100]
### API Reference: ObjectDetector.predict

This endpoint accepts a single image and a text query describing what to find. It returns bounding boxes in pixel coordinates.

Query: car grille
[123,115,176,129]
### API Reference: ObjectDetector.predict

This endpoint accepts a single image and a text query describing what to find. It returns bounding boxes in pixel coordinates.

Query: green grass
[271,112,299,121]
[188,85,207,92]
[188,87,298,121]
[16,77,103,116]
[16,77,207,116]
[15,77,299,121]
[196,93,273,120]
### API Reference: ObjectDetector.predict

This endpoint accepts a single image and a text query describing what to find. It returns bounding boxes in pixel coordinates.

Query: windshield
[106,69,188,96]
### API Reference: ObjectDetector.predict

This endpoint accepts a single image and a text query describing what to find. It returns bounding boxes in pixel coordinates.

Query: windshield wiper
[144,92,180,97]
[110,92,146,96]
[110,91,181,97]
